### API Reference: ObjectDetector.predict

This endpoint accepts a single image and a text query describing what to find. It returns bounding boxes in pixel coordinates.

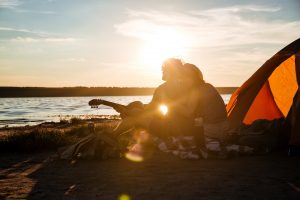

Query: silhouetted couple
[112,58,229,158]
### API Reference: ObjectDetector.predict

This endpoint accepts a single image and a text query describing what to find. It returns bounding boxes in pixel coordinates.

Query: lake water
[0,95,231,127]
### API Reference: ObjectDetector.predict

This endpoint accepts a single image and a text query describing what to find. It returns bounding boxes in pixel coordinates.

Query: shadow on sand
[1,152,300,200]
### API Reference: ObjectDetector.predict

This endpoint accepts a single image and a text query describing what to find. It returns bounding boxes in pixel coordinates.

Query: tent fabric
[289,54,300,145]
[243,81,283,124]
[226,38,300,145]
[268,55,298,116]
[289,90,300,145]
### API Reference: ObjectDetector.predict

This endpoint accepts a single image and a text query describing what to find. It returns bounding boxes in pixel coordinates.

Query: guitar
[88,99,144,116]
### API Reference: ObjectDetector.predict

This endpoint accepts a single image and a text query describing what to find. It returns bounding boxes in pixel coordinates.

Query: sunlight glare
[159,105,168,115]
[139,28,188,71]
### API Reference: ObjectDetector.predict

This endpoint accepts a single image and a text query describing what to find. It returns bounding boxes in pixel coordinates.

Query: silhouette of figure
[148,58,183,109]
[111,58,184,139]
[146,58,185,139]
[178,63,229,156]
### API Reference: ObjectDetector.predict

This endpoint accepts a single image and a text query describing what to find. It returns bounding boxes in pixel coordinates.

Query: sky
[0,0,299,87]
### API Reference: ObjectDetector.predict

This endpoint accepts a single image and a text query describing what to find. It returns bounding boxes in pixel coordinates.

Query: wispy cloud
[0,26,50,37]
[195,4,281,14]
[115,5,299,86]
[60,58,86,62]
[0,27,78,43]
[10,37,77,43]
[14,9,55,14]
[115,5,300,48]
[0,0,55,14]
[0,0,21,8]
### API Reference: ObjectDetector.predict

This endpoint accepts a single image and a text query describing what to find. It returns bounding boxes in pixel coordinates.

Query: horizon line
[0,86,239,88]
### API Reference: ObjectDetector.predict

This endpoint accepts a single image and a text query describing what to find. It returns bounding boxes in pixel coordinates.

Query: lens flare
[125,148,144,162]
[159,105,168,115]
[125,142,144,162]
[119,194,131,200]
[125,129,152,162]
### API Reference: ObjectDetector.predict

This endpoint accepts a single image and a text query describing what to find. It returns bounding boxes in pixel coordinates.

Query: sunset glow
[0,1,299,198]
[139,29,188,70]
[0,1,299,87]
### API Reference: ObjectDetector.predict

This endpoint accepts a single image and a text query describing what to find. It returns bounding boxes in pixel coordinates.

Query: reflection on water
[0,95,231,127]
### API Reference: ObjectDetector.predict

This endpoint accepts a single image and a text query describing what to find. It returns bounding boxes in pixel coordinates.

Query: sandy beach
[1,0,299,199]
[0,121,300,200]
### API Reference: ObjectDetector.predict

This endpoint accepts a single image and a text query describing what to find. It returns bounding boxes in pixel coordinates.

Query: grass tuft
[0,120,119,153]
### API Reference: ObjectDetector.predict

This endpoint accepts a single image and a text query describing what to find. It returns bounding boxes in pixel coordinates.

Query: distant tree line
[0,87,237,97]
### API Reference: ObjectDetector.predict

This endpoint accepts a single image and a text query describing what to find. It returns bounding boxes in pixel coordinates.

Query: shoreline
[0,86,237,97]
[0,115,121,129]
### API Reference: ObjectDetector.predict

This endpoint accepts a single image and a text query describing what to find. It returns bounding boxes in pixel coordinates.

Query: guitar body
[89,99,144,118]
[126,101,144,110]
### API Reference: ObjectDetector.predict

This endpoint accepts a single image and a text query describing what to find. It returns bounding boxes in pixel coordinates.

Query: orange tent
[226,38,300,146]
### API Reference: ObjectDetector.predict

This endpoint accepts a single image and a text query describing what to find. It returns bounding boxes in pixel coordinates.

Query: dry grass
[0,119,119,153]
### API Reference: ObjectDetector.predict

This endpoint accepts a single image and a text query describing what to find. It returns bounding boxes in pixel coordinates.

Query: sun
[139,29,188,72]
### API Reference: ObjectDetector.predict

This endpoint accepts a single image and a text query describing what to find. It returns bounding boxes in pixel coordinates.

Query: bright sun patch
[139,28,188,71]
[159,105,168,115]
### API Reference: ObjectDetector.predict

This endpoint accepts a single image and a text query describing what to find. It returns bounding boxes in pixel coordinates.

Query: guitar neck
[100,99,126,109]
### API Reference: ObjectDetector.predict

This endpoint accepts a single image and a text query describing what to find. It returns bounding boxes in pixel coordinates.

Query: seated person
[146,58,187,139]
[175,63,229,156]
[103,58,185,139]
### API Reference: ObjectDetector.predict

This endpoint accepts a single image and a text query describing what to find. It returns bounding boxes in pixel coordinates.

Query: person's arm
[144,86,162,111]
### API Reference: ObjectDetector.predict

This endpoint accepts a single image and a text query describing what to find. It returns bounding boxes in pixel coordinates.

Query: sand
[0,120,300,200]
[1,151,300,200]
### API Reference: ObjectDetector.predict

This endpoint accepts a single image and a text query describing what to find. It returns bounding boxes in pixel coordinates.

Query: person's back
[181,63,229,157]
[197,83,227,124]
[195,82,229,147]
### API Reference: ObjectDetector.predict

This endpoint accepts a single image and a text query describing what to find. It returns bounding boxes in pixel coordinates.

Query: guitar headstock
[88,99,104,108]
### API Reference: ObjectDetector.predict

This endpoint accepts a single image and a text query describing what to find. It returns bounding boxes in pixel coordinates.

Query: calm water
[0,95,231,127]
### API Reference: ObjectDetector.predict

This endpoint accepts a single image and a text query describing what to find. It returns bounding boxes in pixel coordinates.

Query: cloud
[0,0,55,14]
[115,5,300,48]
[193,4,281,14]
[115,5,300,86]
[0,0,21,8]
[0,27,78,43]
[10,37,77,43]
[0,26,50,37]
[61,58,86,62]
[14,9,55,14]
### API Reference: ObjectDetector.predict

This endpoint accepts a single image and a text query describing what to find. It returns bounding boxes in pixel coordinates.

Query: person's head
[181,63,205,87]
[161,58,183,81]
